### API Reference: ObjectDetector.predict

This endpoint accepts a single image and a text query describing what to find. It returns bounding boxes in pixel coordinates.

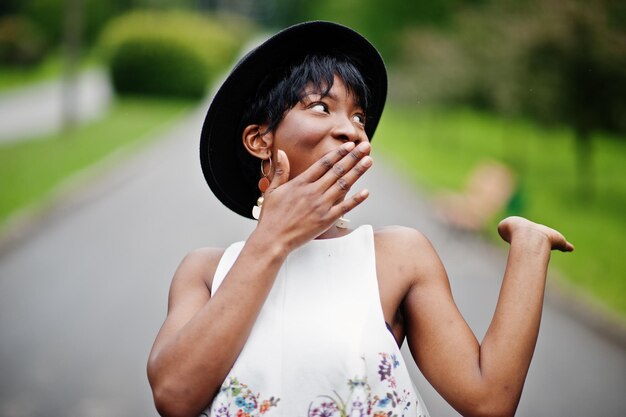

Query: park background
[0,0,625,416]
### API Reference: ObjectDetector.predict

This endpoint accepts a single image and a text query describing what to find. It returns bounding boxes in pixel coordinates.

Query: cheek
[275,120,321,150]
[273,123,327,172]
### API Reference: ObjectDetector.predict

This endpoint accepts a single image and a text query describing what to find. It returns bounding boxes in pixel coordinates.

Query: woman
[147,21,574,417]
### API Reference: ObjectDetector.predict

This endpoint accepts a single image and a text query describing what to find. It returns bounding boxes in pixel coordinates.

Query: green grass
[0,97,196,229]
[375,105,626,317]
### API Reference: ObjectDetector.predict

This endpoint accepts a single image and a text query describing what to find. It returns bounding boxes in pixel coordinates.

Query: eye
[352,113,366,125]
[310,102,329,113]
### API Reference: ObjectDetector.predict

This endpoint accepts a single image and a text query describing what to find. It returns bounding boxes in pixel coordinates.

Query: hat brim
[200,21,388,219]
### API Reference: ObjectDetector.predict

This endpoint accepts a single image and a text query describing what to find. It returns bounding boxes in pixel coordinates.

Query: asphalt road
[0,106,625,417]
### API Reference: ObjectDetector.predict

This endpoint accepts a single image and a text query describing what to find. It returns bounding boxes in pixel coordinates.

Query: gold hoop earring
[252,155,272,220]
[259,156,272,192]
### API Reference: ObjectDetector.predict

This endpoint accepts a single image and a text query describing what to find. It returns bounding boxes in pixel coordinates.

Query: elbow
[456,386,520,417]
[466,397,520,417]
[148,363,207,417]
[466,405,518,417]
[152,386,200,417]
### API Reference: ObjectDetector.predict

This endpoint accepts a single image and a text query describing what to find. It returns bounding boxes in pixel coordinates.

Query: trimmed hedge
[109,38,209,98]
[99,10,251,99]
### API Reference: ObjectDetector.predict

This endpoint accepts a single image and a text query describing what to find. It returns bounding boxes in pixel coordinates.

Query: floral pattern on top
[306,352,420,417]
[208,353,425,417]
[210,376,280,417]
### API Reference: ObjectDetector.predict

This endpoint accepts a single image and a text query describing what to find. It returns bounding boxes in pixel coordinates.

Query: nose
[331,116,368,143]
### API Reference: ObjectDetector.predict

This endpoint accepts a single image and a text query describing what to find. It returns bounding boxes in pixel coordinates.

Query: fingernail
[362,156,372,167]
[277,149,282,163]
[343,142,356,151]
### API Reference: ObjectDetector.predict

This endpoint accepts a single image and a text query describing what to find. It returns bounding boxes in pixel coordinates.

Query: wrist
[510,226,552,254]
[247,226,291,262]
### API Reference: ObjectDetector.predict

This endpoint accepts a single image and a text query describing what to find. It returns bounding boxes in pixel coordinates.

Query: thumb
[268,149,290,190]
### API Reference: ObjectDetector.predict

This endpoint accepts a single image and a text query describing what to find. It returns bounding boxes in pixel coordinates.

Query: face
[267,76,369,179]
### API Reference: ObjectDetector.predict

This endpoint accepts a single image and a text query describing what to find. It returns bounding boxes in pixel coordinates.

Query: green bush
[110,38,208,98]
[0,15,47,66]
[99,10,249,98]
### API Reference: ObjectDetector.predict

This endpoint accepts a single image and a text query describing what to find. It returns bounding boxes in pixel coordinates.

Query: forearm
[405,217,571,416]
[479,229,552,411]
[149,230,289,417]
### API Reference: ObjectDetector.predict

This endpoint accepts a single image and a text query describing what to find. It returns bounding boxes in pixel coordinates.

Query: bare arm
[147,141,373,417]
[403,217,573,417]
[147,235,288,417]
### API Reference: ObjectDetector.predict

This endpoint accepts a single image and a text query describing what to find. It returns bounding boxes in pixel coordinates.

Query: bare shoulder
[372,226,447,334]
[173,247,225,291]
[374,225,436,263]
[374,225,444,286]
[374,225,431,249]
[151,247,226,361]
[167,247,226,313]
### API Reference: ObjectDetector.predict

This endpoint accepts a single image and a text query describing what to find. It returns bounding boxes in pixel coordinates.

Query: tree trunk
[62,0,83,132]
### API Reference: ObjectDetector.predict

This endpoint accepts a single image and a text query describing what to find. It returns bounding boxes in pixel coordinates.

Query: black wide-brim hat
[200,21,388,219]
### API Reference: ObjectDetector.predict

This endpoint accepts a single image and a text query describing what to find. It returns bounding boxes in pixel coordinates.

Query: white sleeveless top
[202,225,429,417]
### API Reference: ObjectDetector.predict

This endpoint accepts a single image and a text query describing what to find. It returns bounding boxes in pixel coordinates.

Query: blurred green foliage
[99,10,252,98]
[0,15,47,66]
[522,1,626,133]
[21,0,125,46]
[391,0,625,118]
[388,0,625,197]
[1,0,215,49]
[519,0,626,198]
[0,54,62,91]
[108,38,208,99]
[267,0,485,60]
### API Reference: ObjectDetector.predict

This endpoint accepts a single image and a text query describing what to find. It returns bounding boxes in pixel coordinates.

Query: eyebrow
[302,90,337,100]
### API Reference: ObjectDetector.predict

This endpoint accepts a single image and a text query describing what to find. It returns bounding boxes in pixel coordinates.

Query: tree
[521,0,626,198]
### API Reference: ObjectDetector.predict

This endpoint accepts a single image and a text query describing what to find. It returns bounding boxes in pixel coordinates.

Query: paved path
[0,105,625,417]
[0,69,112,143]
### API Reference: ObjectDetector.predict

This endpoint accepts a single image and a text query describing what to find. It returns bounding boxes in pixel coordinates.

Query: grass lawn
[0,96,196,230]
[375,105,626,318]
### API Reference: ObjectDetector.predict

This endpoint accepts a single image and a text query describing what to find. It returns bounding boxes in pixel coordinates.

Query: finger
[329,189,370,218]
[318,141,371,191]
[267,149,290,192]
[325,154,373,200]
[546,228,575,252]
[556,239,575,252]
[300,142,356,182]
